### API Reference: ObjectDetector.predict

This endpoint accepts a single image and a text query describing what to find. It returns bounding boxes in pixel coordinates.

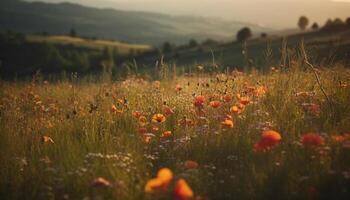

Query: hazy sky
[26,0,350,28]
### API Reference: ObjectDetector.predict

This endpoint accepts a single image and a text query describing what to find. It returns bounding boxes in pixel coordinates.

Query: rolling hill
[26,35,151,54]
[0,0,271,45]
[130,25,350,69]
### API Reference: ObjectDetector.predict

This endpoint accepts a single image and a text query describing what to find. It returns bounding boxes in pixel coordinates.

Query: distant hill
[0,0,271,45]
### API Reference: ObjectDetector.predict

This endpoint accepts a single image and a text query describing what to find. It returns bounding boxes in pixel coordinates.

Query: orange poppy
[132,111,143,118]
[254,130,281,152]
[230,104,245,114]
[261,130,282,145]
[209,101,222,108]
[302,133,324,147]
[173,179,194,200]
[161,131,172,138]
[254,86,266,97]
[144,178,164,192]
[157,168,173,185]
[152,114,166,123]
[221,119,234,129]
[239,96,250,105]
[145,168,173,193]
[331,135,345,144]
[194,95,205,107]
[230,106,239,113]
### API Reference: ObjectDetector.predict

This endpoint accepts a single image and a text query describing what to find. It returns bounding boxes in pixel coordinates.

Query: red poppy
[223,94,232,102]
[302,133,324,147]
[254,130,282,152]
[194,95,205,107]
[164,106,175,116]
[184,160,199,169]
[209,101,222,108]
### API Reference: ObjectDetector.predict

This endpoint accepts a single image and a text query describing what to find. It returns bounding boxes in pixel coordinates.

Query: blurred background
[0,0,350,78]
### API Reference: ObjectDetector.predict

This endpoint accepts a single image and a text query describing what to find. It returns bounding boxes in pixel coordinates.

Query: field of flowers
[1,65,350,200]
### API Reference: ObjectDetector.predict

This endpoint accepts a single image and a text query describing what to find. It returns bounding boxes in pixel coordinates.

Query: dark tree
[311,22,319,30]
[260,32,267,38]
[325,19,333,26]
[162,42,173,53]
[346,17,350,26]
[298,16,309,30]
[69,28,77,37]
[236,27,252,42]
[188,39,198,48]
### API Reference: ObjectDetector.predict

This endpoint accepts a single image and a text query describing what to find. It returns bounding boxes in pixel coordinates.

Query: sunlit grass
[27,35,151,54]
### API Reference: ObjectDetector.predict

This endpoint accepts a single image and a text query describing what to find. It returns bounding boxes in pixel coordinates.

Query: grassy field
[27,35,152,54]
[1,62,350,200]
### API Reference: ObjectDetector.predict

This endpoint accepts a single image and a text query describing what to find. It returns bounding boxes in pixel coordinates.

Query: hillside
[131,26,350,70]
[0,0,271,45]
[27,35,151,54]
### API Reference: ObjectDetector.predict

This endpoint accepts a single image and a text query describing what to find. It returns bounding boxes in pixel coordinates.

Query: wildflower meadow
[1,62,350,200]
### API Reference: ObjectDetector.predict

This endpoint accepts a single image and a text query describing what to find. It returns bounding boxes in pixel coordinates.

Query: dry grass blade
[300,38,333,109]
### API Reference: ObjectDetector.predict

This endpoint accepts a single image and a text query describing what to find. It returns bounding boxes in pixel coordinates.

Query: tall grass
[1,62,350,200]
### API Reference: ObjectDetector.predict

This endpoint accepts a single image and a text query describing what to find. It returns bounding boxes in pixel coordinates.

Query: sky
[25,0,350,29]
